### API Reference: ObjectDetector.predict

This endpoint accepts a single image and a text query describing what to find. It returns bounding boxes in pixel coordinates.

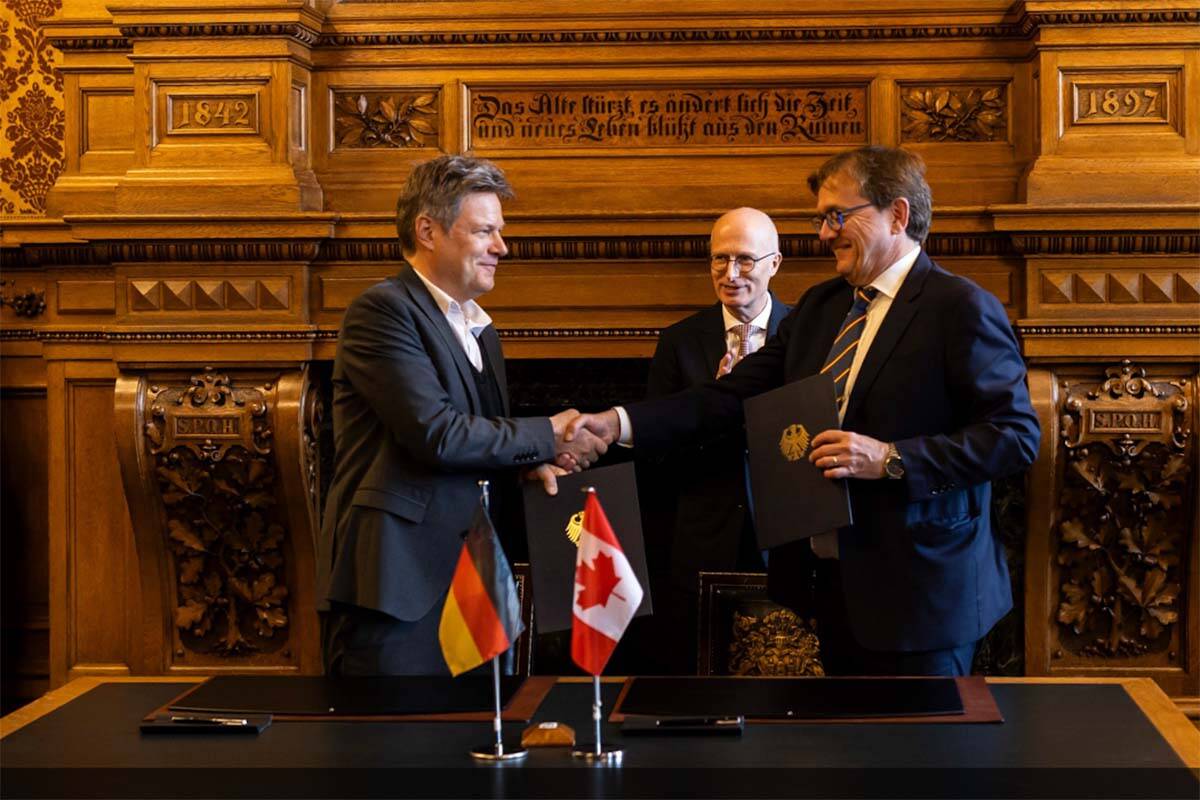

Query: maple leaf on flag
[575,551,625,610]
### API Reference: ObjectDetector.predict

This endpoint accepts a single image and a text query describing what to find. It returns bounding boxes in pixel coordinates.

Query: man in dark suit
[318,155,605,676]
[568,146,1040,676]
[642,208,790,673]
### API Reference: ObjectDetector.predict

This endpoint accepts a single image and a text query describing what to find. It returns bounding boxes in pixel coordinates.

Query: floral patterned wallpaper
[1,0,64,215]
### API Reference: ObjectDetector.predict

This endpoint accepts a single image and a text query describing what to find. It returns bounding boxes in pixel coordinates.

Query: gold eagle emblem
[564,510,584,547]
[779,424,811,462]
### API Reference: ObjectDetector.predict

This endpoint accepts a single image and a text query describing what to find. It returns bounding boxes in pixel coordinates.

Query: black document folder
[744,373,852,547]
[168,676,523,716]
[522,462,652,632]
[618,677,964,720]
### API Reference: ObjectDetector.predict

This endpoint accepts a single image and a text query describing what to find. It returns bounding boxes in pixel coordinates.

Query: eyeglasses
[710,252,778,275]
[810,202,874,232]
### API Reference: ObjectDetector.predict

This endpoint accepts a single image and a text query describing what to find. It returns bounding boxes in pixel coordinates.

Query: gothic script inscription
[469,86,866,149]
[168,94,259,135]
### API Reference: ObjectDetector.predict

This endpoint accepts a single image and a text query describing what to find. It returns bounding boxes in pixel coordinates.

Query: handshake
[528,408,623,495]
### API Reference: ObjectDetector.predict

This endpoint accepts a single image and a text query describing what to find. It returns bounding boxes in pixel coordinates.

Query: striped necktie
[732,322,760,364]
[821,286,879,406]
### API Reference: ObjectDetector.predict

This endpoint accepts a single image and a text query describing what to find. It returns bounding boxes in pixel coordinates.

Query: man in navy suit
[641,208,790,673]
[318,156,605,675]
[569,146,1040,676]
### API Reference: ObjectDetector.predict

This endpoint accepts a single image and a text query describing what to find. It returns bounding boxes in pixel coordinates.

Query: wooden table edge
[1,676,202,740]
[988,676,1200,768]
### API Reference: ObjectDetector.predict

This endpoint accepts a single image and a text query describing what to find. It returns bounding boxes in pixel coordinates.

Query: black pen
[169,715,249,727]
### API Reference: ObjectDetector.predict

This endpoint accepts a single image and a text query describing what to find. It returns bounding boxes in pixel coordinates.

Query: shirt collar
[722,294,773,333]
[865,245,920,300]
[410,266,493,334]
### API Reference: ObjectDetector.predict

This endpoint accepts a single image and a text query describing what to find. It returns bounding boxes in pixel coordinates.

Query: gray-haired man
[318,155,605,675]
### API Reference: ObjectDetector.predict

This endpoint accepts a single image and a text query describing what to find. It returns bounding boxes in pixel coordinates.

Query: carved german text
[468,86,866,149]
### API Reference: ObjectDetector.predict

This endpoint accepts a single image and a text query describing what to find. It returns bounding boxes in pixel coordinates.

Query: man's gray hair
[807,146,933,243]
[395,155,514,253]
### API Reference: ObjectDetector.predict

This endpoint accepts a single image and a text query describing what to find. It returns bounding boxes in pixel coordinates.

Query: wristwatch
[884,443,905,479]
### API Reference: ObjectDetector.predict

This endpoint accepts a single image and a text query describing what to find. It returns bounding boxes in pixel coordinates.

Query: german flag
[438,501,525,677]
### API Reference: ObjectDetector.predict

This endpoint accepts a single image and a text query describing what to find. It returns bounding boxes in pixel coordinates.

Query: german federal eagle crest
[779,423,811,462]
[564,510,584,546]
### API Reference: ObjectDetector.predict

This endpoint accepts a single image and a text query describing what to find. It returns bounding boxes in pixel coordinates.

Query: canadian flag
[571,490,644,675]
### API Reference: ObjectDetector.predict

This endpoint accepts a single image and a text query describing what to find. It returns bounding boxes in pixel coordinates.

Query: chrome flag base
[470,742,528,761]
[571,745,623,764]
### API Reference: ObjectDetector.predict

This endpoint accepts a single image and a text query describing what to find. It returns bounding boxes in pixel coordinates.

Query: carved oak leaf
[158,465,197,497]
[1058,582,1090,632]
[214,477,239,496]
[412,93,437,111]
[179,555,205,584]
[247,459,269,485]
[168,519,206,553]
[409,117,436,135]
[1160,454,1188,482]
[252,573,276,601]
[244,490,274,509]
[228,576,254,602]
[1070,456,1106,491]
[1060,519,1098,550]
[1145,491,1181,510]
[175,600,207,631]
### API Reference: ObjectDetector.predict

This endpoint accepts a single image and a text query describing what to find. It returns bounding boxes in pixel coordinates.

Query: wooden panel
[65,379,133,675]
[81,91,134,155]
[56,281,116,314]
[1,390,49,713]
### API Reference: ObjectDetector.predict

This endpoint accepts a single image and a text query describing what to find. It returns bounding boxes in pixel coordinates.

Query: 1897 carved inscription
[469,86,867,149]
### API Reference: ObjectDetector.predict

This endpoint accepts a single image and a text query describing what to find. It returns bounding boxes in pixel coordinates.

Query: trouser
[813,560,977,677]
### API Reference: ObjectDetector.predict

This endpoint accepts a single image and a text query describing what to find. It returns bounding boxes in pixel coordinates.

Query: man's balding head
[709,207,781,322]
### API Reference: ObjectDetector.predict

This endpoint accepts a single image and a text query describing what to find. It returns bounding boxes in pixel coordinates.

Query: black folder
[521,462,653,632]
[744,373,852,548]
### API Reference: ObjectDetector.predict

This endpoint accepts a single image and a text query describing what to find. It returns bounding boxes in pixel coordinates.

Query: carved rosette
[1055,362,1192,660]
[332,91,439,148]
[728,609,824,676]
[144,368,292,658]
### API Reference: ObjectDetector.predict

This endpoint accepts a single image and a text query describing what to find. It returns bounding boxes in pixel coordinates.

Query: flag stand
[468,480,527,763]
[570,673,622,764]
[469,655,527,762]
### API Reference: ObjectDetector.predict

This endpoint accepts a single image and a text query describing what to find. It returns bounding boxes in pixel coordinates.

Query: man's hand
[524,462,570,495]
[809,430,888,480]
[715,351,735,379]
[564,409,621,448]
[550,408,607,470]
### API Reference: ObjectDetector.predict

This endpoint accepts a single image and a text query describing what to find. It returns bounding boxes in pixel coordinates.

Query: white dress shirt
[411,268,493,372]
[722,295,773,361]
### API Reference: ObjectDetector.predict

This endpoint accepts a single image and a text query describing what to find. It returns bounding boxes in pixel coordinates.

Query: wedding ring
[832,456,839,465]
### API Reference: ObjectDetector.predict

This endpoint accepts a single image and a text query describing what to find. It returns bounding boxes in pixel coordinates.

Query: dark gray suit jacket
[645,293,790,579]
[318,265,555,624]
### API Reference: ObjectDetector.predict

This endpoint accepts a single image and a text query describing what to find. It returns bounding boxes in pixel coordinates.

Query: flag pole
[571,486,623,765]
[470,479,527,763]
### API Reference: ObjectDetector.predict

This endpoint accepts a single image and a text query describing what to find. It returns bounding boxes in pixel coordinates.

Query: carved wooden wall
[0,0,1196,714]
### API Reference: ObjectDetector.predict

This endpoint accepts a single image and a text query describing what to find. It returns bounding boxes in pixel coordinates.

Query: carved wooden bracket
[116,366,321,674]
[1054,361,1192,663]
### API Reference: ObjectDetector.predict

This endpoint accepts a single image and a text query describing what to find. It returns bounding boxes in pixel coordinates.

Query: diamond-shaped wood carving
[257,279,289,310]
[161,280,194,310]
[225,280,257,310]
[1175,273,1200,303]
[130,280,162,311]
[1141,273,1174,303]
[1106,274,1139,304]
[194,281,226,310]
[1040,273,1073,304]
[1073,273,1106,303]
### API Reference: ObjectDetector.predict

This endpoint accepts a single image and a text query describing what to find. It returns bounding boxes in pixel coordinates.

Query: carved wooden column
[115,365,322,674]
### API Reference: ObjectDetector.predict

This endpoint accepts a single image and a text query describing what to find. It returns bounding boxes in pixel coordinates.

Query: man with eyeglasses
[568,146,1040,677]
[639,207,791,673]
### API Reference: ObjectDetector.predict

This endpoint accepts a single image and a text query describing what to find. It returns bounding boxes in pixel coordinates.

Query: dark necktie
[821,286,879,406]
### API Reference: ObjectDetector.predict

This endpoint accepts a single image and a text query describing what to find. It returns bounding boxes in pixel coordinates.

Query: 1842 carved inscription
[468,85,867,149]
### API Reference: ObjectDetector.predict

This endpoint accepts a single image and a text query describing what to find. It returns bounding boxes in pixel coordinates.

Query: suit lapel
[398,265,482,414]
[479,326,510,415]
[842,252,931,425]
[702,303,729,372]
[765,290,788,337]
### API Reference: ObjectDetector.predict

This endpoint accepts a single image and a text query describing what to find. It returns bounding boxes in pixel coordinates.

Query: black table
[2,677,1196,798]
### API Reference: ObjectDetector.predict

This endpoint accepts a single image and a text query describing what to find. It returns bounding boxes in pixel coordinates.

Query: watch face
[886,457,904,478]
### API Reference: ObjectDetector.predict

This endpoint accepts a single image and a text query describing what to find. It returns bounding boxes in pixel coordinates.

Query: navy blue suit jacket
[627,251,1040,651]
